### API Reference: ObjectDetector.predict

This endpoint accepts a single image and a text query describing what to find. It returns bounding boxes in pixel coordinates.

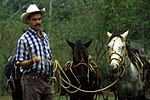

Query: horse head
[107,30,148,99]
[66,39,92,82]
[107,30,129,74]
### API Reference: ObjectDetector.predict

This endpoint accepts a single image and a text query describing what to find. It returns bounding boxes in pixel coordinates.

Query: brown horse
[60,39,102,100]
[5,54,23,100]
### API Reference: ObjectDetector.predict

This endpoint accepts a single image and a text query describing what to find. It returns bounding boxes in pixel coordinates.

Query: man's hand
[19,56,41,69]
[32,56,41,63]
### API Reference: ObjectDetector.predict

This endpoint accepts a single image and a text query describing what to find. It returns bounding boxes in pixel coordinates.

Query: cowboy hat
[20,4,45,24]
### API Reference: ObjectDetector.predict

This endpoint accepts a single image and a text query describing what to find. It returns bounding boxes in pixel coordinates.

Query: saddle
[5,54,21,93]
[126,42,150,80]
[127,42,148,64]
[127,42,147,58]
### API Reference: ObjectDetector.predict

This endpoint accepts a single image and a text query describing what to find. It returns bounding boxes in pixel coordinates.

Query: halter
[71,55,92,84]
[73,54,88,68]
[109,52,124,65]
[52,60,118,93]
[107,36,127,77]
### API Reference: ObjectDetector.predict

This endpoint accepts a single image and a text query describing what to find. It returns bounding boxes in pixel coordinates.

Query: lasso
[52,60,118,93]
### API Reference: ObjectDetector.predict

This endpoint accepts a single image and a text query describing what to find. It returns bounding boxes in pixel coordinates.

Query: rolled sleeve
[16,39,29,61]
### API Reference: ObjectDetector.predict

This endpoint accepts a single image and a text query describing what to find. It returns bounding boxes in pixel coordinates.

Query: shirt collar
[28,28,44,37]
[28,28,37,35]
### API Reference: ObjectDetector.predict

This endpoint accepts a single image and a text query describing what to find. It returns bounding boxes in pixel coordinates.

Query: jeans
[21,73,54,100]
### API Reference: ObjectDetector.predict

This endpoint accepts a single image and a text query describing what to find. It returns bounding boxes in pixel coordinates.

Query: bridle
[73,54,88,68]
[109,52,124,65]
[108,53,126,78]
[108,37,127,78]
[71,55,90,84]
[52,60,118,93]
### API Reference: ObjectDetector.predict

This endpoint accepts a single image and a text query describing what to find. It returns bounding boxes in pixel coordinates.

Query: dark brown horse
[60,39,102,100]
[5,54,23,100]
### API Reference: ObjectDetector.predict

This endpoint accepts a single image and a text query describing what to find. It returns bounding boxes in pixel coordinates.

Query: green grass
[0,96,12,100]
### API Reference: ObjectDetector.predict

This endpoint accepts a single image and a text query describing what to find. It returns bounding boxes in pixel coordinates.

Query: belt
[22,73,50,82]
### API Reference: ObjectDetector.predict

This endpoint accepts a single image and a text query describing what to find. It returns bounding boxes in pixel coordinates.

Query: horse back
[5,54,17,79]
[5,54,23,100]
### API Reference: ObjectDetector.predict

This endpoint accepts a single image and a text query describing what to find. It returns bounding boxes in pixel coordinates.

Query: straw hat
[20,4,45,24]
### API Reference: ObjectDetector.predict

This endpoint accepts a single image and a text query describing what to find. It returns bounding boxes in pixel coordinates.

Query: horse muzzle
[109,64,120,73]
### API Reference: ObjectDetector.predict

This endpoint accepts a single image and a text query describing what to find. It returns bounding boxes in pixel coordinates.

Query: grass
[0,96,12,100]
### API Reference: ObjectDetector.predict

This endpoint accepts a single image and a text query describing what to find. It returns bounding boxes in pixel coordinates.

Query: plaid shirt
[16,28,52,76]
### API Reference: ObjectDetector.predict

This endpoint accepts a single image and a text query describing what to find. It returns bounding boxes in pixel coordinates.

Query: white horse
[107,30,147,100]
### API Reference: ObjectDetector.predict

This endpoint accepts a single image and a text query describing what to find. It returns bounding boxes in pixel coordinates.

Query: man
[16,4,54,100]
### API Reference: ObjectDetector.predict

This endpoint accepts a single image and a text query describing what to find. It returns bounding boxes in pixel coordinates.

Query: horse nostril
[111,64,119,73]
[116,65,119,70]
[108,65,111,71]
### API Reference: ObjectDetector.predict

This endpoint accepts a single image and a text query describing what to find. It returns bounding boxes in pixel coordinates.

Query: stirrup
[5,76,16,93]
[145,89,150,99]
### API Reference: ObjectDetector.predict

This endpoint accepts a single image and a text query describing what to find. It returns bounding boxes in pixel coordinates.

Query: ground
[0,96,11,100]
[0,91,115,100]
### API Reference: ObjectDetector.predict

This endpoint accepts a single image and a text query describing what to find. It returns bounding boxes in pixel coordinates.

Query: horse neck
[122,56,140,80]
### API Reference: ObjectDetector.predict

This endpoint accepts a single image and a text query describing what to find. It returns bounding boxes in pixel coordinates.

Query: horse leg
[66,95,69,100]
[136,95,147,100]
[12,79,23,100]
[70,94,80,100]
[117,92,126,100]
[100,91,109,100]
[114,91,118,100]
[57,94,66,100]
[81,93,94,100]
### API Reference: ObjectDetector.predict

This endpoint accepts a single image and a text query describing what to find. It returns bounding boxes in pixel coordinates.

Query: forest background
[0,0,149,95]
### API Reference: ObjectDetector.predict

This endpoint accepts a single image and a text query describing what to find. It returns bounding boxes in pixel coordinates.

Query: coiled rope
[52,60,118,93]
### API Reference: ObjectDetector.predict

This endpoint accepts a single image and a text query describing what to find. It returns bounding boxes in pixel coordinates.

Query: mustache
[35,24,41,27]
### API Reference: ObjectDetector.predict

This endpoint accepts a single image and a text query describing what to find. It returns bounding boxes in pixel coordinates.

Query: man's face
[27,13,42,31]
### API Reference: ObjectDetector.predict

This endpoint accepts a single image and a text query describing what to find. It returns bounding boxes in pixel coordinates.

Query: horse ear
[121,30,129,40]
[107,31,112,38]
[66,39,74,49]
[84,39,93,48]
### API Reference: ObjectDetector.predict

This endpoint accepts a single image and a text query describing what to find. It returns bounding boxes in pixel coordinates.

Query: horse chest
[116,79,144,93]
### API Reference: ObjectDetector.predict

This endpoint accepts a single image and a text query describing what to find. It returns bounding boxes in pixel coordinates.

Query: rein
[108,51,126,78]
[109,52,124,64]
[52,60,118,93]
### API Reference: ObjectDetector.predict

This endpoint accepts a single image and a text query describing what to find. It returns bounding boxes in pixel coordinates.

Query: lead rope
[69,62,80,84]
[52,60,118,93]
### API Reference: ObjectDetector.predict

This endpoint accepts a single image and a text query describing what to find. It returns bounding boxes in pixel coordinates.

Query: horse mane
[73,40,89,65]
[126,43,146,71]
[108,34,124,43]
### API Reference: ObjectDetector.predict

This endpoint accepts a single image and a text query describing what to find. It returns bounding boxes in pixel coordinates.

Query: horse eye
[122,46,125,49]
[107,46,110,49]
